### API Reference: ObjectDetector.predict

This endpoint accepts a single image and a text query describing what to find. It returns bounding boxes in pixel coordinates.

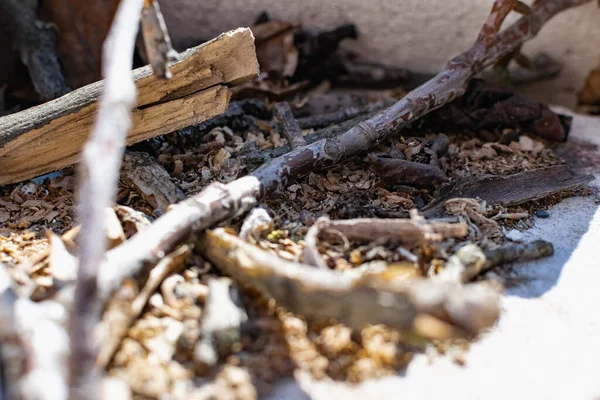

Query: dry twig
[273,102,307,149]
[140,0,178,78]
[198,228,500,338]
[69,0,150,396]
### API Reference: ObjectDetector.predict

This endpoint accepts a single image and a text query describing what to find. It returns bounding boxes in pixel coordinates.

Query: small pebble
[535,210,550,218]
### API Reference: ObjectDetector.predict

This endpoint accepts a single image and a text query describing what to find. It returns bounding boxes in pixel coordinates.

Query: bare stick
[198,229,500,338]
[483,240,554,271]
[69,0,146,397]
[325,217,467,245]
[141,0,178,78]
[100,0,592,300]
[296,100,391,130]
[273,102,307,149]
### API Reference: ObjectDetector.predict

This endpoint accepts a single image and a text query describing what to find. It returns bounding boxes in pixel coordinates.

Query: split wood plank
[0,28,259,185]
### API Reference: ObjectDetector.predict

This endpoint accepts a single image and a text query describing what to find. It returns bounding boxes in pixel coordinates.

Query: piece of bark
[198,228,500,338]
[0,28,259,185]
[121,151,186,215]
[422,165,594,216]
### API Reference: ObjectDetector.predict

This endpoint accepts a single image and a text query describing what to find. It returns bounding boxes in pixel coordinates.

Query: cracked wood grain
[0,28,259,185]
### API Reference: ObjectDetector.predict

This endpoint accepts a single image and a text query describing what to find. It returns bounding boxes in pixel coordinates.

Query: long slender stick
[69,0,146,397]
[99,0,593,300]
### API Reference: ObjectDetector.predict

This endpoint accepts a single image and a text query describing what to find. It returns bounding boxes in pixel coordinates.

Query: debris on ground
[0,2,597,399]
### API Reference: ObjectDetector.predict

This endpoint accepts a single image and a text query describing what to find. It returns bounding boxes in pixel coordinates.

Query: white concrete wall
[160,0,600,108]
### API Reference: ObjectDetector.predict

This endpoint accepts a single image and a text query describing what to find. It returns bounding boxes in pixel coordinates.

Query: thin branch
[141,0,178,78]
[273,102,307,149]
[198,229,500,338]
[99,0,593,301]
[476,0,519,50]
[483,240,554,271]
[296,100,391,130]
[368,155,447,189]
[69,0,146,397]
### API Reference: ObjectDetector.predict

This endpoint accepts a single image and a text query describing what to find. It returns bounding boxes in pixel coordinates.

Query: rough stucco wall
[159,0,600,108]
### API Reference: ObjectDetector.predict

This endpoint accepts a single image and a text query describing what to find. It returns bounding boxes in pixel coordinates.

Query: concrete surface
[262,110,600,400]
[160,0,600,109]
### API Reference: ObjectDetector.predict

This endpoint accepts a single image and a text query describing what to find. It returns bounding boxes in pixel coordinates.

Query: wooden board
[0,28,259,185]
